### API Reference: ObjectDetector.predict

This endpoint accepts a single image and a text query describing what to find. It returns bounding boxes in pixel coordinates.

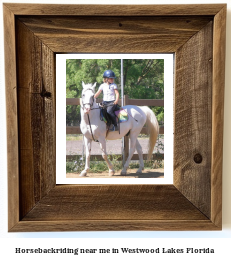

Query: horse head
[81,81,97,114]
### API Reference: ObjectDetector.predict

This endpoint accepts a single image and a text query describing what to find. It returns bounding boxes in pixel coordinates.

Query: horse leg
[136,139,144,174]
[121,133,138,175]
[79,136,92,177]
[98,137,115,176]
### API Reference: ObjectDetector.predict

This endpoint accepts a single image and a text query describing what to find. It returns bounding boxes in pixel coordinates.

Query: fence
[66,95,164,162]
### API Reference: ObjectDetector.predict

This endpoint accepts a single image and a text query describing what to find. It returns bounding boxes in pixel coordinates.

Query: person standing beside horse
[94,70,120,131]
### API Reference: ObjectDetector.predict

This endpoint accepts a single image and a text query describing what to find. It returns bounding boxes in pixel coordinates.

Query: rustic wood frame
[4,4,226,232]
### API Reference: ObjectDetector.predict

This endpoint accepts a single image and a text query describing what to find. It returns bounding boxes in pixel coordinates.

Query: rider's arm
[94,89,102,99]
[114,89,119,104]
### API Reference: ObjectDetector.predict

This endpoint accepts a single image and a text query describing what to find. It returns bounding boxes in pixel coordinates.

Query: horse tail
[140,106,159,161]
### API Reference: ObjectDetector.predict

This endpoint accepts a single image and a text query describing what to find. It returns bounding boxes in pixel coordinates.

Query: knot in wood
[40,90,52,99]
[194,153,203,164]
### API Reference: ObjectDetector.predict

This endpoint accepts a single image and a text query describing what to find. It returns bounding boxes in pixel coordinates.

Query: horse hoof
[79,170,87,177]
[136,168,143,174]
[109,170,115,176]
[120,171,127,176]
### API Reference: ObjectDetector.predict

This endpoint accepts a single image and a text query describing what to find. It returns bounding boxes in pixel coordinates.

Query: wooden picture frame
[4,3,226,232]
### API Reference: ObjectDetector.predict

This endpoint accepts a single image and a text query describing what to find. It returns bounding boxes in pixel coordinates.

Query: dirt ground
[66,168,164,178]
[66,137,164,179]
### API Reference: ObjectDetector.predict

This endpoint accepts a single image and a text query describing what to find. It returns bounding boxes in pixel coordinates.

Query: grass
[66,134,164,173]
[66,134,83,141]
[66,154,122,173]
[66,154,164,174]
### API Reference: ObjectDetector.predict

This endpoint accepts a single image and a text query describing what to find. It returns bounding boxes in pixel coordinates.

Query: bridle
[81,88,99,142]
[81,88,95,110]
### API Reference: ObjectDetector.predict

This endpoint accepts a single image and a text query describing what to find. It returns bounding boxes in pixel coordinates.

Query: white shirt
[99,83,118,102]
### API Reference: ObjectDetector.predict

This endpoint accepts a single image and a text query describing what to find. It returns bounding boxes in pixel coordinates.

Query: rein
[87,114,99,142]
[81,89,100,142]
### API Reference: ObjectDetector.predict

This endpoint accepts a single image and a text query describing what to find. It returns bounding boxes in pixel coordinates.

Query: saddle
[99,103,129,134]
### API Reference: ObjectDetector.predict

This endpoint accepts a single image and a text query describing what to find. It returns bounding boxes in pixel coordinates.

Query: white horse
[80,81,159,177]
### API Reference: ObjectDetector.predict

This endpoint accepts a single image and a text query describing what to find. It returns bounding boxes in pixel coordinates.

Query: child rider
[94,70,119,131]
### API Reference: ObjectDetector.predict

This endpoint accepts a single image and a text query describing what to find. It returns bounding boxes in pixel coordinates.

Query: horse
[79,81,159,177]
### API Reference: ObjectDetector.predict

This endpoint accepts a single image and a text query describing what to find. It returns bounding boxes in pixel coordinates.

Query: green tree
[66,59,164,126]
[123,59,164,123]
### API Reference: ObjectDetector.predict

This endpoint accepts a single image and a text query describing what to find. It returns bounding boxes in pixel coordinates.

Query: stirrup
[109,124,114,131]
[109,125,119,131]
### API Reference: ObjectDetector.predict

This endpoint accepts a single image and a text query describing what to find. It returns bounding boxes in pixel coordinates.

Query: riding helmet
[103,70,116,78]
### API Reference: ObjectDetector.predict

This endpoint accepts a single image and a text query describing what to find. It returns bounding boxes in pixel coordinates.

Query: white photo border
[56,54,173,185]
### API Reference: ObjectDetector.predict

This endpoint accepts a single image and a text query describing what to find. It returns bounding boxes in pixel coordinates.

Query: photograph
[67,59,163,177]
[56,54,173,184]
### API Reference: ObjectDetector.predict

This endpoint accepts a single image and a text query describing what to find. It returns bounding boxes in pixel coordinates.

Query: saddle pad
[115,109,129,123]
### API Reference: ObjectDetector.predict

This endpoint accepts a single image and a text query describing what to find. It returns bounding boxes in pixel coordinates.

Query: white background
[0,0,231,260]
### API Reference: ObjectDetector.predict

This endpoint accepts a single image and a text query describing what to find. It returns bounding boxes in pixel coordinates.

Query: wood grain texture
[21,185,208,224]
[211,5,226,228]
[4,3,226,231]
[10,185,217,231]
[16,19,56,219]
[3,3,225,16]
[11,220,219,232]
[18,16,213,53]
[174,22,213,218]
[3,4,20,231]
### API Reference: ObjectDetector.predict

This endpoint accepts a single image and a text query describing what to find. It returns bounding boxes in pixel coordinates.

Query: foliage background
[66,59,164,126]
